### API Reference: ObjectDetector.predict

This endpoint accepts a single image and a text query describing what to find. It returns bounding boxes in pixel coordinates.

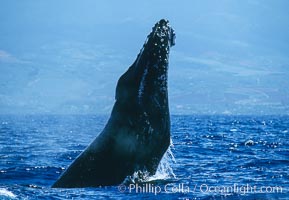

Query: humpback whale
[52,19,175,188]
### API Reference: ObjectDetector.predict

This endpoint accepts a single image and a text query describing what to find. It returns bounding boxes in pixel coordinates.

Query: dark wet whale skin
[52,19,175,188]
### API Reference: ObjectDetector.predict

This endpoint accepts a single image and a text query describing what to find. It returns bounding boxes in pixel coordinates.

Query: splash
[150,140,176,181]
[123,141,176,184]
[0,188,16,199]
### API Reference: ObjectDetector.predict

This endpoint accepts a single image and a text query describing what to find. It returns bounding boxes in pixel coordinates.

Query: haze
[1,0,289,115]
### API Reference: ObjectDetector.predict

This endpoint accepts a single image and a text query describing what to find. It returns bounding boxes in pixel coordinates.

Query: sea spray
[123,141,176,184]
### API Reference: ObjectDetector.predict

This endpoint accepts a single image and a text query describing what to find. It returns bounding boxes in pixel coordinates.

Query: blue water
[0,115,288,199]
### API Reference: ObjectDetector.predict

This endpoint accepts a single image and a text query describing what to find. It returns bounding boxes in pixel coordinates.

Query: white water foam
[149,140,176,181]
[0,188,16,199]
[124,141,176,184]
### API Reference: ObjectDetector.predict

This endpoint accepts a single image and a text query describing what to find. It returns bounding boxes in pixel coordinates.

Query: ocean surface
[0,115,288,200]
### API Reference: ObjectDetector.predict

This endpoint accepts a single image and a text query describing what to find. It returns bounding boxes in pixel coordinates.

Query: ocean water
[0,115,288,200]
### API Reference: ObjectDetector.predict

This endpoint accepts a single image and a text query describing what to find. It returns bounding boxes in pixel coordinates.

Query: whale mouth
[135,19,175,104]
[151,19,176,47]
[115,19,175,105]
[149,19,176,53]
[137,19,175,99]
[157,19,176,47]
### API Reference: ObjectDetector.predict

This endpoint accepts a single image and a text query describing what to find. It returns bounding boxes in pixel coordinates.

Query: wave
[0,188,16,199]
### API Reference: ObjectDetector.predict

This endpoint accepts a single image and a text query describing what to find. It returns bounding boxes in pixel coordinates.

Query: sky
[0,0,289,115]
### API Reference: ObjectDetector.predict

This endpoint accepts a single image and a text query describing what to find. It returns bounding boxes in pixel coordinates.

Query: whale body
[52,19,175,188]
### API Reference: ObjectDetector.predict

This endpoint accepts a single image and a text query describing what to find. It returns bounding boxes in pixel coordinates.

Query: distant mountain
[1,1,288,115]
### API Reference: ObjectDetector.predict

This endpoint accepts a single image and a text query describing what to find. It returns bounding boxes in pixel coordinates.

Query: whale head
[112,19,175,174]
[116,19,175,110]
